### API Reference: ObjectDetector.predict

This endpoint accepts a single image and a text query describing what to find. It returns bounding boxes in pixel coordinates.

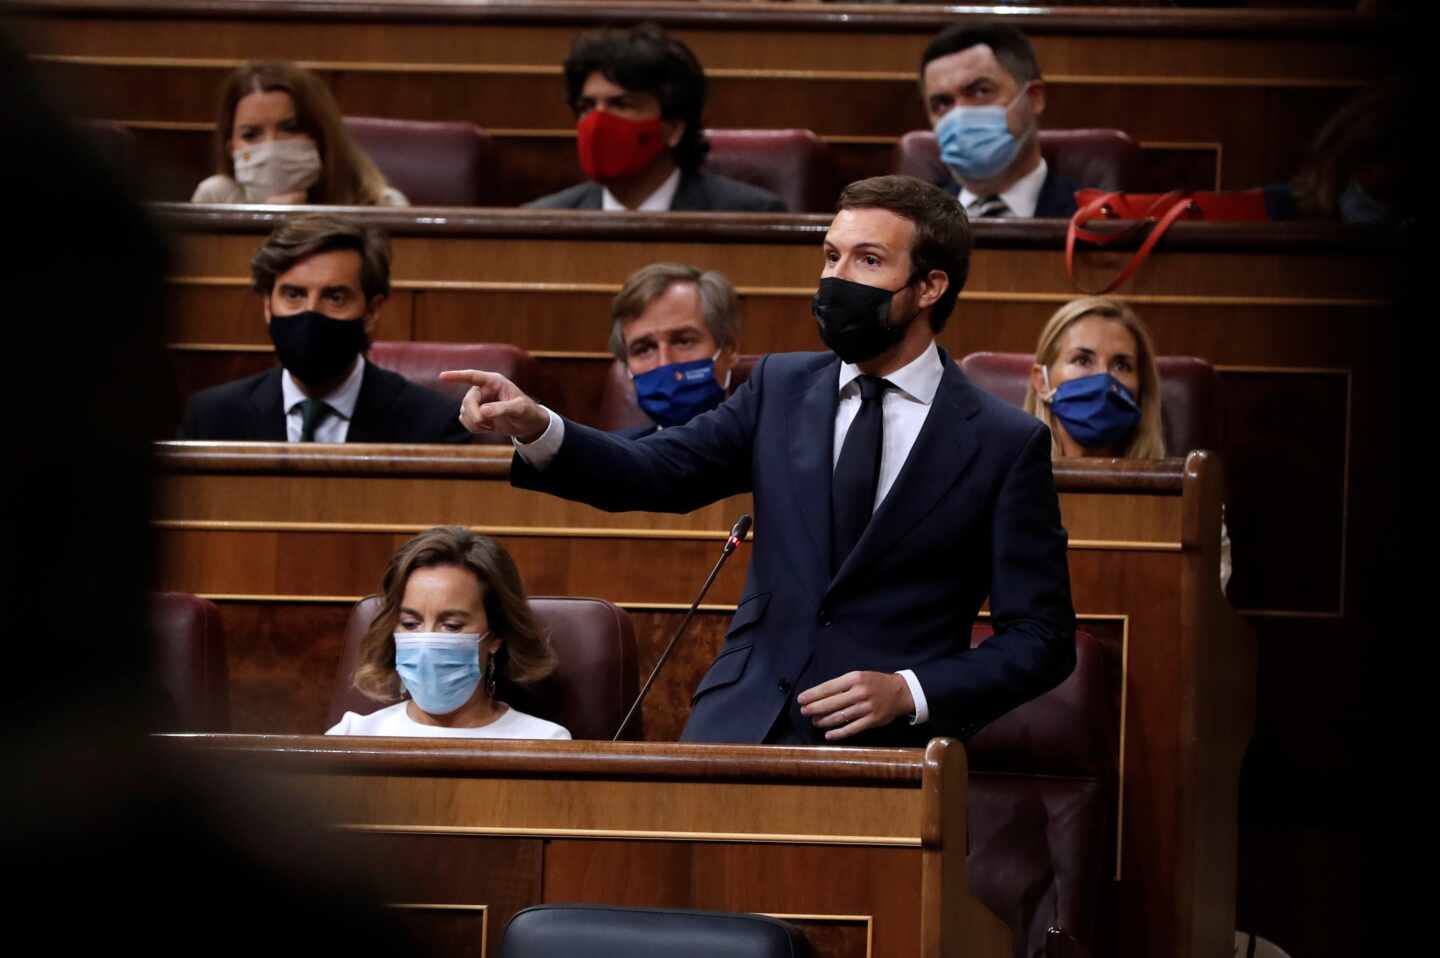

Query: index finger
[438,369,503,388]
[796,672,858,706]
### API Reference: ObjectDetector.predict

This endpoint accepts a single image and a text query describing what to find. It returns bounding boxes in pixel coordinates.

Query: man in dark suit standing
[526,24,786,213]
[921,22,1079,219]
[178,214,468,443]
[444,176,1075,747]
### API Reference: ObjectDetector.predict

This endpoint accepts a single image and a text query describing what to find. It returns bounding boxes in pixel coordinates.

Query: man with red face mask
[526,24,787,213]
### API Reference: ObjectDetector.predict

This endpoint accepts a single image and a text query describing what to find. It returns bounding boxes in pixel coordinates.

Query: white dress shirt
[959,157,1049,219]
[514,340,947,725]
[601,167,682,212]
[281,356,365,443]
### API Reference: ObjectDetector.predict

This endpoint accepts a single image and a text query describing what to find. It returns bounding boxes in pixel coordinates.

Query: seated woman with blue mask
[1024,297,1163,460]
[1024,297,1230,591]
[328,527,570,738]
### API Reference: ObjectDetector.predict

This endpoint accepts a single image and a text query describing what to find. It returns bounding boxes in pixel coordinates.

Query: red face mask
[576,109,668,181]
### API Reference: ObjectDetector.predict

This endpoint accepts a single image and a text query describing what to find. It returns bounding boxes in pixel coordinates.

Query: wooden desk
[167,735,1008,958]
[12,1,1388,201]
[155,445,1253,958]
[155,205,1397,618]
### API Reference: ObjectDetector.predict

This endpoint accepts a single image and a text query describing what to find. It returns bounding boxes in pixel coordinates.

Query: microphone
[612,514,753,741]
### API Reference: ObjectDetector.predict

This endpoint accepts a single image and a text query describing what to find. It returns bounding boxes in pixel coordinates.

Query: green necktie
[298,398,332,442]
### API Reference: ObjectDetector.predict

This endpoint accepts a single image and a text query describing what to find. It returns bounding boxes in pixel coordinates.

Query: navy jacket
[527,169,787,213]
[178,361,470,443]
[514,348,1076,745]
[947,167,1080,219]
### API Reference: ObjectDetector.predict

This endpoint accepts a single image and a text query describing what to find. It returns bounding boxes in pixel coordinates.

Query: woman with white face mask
[192,61,408,207]
[328,527,569,738]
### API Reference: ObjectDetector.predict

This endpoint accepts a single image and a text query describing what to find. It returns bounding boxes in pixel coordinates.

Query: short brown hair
[608,262,740,361]
[352,527,559,702]
[250,213,391,302]
[213,60,394,205]
[837,175,972,332]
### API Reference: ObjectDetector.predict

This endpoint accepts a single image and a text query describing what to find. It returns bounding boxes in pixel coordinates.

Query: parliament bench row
[152,447,1245,958]
[17,0,1383,196]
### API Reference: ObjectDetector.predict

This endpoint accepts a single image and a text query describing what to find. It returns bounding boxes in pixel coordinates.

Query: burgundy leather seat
[595,355,760,433]
[703,129,833,212]
[150,592,230,732]
[892,129,1140,196]
[327,595,641,740]
[343,116,497,206]
[368,341,535,444]
[958,351,1218,455]
[967,628,1117,958]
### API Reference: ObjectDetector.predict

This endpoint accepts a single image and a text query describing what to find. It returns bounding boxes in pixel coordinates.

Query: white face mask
[232,138,322,203]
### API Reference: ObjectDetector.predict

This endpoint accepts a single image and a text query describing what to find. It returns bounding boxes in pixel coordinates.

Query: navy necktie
[831,375,891,574]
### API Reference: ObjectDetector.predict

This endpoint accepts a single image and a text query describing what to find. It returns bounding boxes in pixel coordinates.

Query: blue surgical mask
[936,85,1035,183]
[394,631,487,715]
[633,354,728,428]
[1043,370,1141,450]
[1337,180,1391,225]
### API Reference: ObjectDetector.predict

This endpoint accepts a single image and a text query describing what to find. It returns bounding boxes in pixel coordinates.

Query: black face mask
[268,310,370,384]
[811,275,918,364]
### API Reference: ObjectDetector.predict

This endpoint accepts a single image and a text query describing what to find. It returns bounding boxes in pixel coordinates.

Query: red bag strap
[1066,193,1198,295]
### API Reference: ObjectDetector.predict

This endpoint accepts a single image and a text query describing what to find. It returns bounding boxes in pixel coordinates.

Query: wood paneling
[166,735,985,958]
[156,210,1394,615]
[152,449,1247,958]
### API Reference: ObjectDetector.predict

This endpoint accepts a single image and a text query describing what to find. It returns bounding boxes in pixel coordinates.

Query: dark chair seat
[966,627,1117,958]
[703,128,834,212]
[499,904,810,958]
[343,116,496,206]
[150,591,230,732]
[367,341,535,445]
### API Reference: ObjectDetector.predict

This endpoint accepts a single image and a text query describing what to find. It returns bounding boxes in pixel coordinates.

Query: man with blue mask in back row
[921,22,1078,220]
[609,262,741,437]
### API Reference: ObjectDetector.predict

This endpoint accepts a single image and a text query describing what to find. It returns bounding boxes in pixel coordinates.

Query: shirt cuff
[512,406,563,469]
[897,669,929,725]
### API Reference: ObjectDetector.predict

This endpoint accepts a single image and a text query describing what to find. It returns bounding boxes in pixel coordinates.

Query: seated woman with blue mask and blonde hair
[1024,297,1231,591]
[327,527,569,738]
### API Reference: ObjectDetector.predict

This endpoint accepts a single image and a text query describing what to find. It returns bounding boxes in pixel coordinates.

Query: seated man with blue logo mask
[610,262,741,437]
[920,21,1077,219]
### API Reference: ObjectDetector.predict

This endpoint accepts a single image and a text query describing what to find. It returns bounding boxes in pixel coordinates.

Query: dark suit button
[817,609,831,626]
[777,679,792,693]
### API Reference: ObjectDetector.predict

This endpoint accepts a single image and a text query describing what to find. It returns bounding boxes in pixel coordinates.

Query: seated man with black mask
[610,262,741,438]
[178,214,468,443]
[526,23,787,213]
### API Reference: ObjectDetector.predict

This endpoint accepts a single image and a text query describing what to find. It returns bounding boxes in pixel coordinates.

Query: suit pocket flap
[725,591,771,638]
[692,641,753,702]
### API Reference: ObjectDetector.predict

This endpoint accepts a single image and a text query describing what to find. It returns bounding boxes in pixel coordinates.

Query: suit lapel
[345,361,395,443]
[787,358,840,569]
[670,171,704,212]
[579,184,603,210]
[827,355,983,596]
[250,367,287,441]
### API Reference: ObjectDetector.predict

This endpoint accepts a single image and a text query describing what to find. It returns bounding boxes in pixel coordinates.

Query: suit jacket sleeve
[511,356,767,513]
[913,422,1077,731]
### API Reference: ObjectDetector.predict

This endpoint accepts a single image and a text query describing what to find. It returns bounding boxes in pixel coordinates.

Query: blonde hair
[1023,297,1166,459]
[353,527,558,701]
[214,61,394,206]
